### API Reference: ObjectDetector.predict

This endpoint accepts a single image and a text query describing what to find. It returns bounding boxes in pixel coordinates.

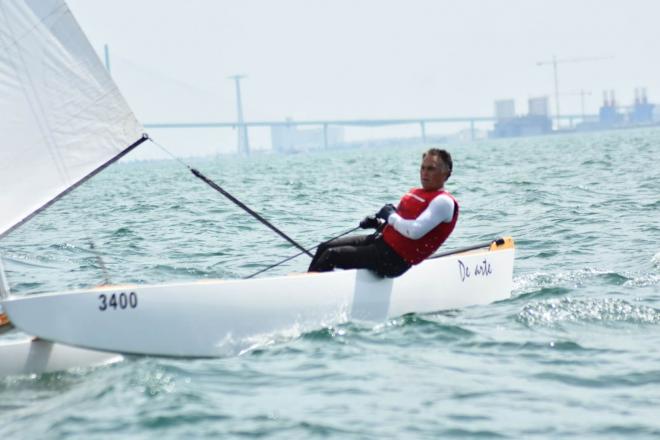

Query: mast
[0,257,9,300]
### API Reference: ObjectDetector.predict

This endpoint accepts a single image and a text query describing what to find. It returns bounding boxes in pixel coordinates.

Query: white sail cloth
[0,0,143,238]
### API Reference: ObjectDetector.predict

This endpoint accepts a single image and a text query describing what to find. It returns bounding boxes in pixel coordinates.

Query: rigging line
[244,225,362,279]
[148,139,313,257]
[148,137,190,168]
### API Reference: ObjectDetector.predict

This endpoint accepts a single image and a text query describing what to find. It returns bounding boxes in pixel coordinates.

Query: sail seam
[0,1,69,181]
[0,2,67,53]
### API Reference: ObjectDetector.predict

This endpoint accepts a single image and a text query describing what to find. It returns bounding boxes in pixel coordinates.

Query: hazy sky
[67,0,660,156]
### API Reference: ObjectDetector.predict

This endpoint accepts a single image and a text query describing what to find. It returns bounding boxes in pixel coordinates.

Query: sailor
[308,148,458,277]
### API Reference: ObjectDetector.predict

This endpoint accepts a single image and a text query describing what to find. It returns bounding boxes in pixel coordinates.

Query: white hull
[2,243,514,358]
[0,338,122,377]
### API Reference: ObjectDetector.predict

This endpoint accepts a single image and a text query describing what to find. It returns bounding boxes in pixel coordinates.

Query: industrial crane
[536,55,612,128]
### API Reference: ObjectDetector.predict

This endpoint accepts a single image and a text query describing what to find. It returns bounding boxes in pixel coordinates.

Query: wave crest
[518,297,660,326]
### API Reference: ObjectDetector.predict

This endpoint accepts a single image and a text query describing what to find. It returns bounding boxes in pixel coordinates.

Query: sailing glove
[359,215,380,229]
[375,204,397,223]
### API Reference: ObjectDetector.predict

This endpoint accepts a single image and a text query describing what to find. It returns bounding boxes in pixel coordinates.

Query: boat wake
[236,323,313,357]
[282,313,476,349]
[206,310,477,357]
[206,309,354,357]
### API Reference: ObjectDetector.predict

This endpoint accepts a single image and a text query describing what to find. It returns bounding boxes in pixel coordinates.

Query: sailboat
[0,0,515,373]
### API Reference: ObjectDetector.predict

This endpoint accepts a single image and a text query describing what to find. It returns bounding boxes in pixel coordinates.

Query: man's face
[419,154,448,191]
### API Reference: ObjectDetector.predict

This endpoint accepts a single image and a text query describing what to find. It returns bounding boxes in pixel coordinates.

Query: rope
[244,225,361,279]
[149,138,312,257]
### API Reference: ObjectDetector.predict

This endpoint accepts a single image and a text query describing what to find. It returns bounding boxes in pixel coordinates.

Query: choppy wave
[623,273,660,288]
[2,129,660,438]
[513,268,628,295]
[513,265,660,296]
[517,297,660,326]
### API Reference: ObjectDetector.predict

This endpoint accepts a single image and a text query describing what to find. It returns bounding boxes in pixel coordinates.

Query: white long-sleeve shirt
[387,193,455,240]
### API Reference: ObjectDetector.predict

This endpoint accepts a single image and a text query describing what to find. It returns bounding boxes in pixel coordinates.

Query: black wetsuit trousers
[307,233,411,278]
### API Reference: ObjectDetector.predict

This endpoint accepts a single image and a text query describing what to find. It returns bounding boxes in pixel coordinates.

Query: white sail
[0,0,140,376]
[0,0,144,239]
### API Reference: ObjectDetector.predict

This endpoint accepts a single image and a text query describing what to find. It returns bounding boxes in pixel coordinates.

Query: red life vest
[382,188,459,265]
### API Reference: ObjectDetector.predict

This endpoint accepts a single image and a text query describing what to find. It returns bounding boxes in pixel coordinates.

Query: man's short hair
[423,148,453,179]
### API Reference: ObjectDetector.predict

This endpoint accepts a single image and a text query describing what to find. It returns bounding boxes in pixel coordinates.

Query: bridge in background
[144,114,594,152]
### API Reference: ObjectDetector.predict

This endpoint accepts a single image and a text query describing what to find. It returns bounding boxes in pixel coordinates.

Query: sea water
[1,127,659,438]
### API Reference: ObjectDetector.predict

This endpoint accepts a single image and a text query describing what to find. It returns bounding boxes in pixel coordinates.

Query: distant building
[494,99,516,120]
[271,121,344,153]
[599,90,623,127]
[578,88,657,132]
[528,96,549,117]
[491,96,552,138]
[630,88,654,124]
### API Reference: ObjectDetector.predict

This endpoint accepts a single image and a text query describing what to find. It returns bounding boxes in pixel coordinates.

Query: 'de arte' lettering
[458,259,493,282]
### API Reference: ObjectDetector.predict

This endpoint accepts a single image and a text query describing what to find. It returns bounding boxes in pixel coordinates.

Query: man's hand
[375,204,397,223]
[359,215,380,229]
